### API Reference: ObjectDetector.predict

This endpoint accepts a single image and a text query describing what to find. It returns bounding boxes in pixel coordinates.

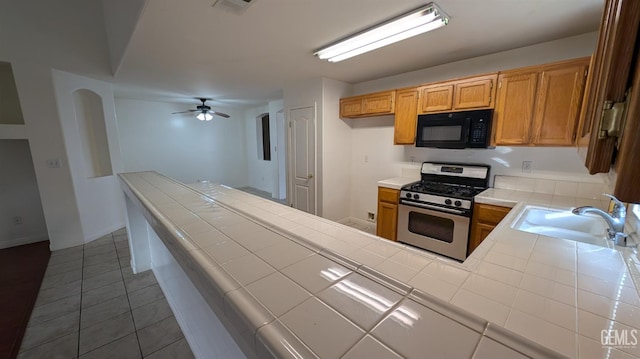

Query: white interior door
[288,106,315,214]
[275,110,286,200]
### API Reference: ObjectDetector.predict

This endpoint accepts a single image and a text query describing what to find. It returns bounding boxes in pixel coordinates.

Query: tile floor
[17,228,194,359]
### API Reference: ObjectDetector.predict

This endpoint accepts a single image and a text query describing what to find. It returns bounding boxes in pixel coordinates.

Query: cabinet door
[475,203,511,225]
[340,97,362,118]
[468,222,495,255]
[419,85,453,113]
[453,77,495,110]
[394,88,419,145]
[531,63,588,145]
[494,72,538,145]
[362,92,395,115]
[376,201,398,241]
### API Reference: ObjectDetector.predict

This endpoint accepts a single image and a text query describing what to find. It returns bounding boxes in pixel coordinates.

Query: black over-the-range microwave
[415,109,493,149]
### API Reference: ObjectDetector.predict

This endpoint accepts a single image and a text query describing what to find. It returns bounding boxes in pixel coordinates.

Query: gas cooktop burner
[404,181,484,199]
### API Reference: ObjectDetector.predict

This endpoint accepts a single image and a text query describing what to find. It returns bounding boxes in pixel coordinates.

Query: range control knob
[413,194,420,200]
[454,200,462,207]
[405,193,412,199]
[444,199,452,205]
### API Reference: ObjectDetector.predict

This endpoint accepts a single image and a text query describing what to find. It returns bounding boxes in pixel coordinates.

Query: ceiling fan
[172,98,230,121]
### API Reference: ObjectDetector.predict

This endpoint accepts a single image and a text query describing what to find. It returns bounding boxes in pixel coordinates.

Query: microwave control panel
[469,118,489,144]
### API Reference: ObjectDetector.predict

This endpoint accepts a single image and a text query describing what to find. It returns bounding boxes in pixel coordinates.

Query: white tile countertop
[120,171,640,358]
[377,176,419,190]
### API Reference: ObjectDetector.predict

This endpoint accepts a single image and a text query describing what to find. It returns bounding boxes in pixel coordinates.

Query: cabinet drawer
[475,203,511,225]
[378,187,399,203]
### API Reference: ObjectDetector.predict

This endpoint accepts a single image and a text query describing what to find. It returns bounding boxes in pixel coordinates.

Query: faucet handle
[603,193,626,216]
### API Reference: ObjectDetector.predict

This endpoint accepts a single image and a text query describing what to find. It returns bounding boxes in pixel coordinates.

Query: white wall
[243,100,285,196]
[321,78,352,221]
[1,0,114,250]
[115,98,249,186]
[0,140,48,248]
[11,63,85,250]
[244,104,274,193]
[346,32,600,222]
[52,70,126,244]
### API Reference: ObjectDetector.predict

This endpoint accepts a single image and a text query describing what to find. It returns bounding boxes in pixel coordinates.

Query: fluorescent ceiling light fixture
[196,112,213,121]
[314,2,449,62]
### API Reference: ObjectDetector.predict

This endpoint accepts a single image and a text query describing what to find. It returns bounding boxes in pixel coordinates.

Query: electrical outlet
[46,159,61,168]
[13,216,22,225]
[522,161,533,173]
[367,212,375,221]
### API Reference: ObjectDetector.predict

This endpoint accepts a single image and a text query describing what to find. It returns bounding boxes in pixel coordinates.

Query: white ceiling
[112,0,604,107]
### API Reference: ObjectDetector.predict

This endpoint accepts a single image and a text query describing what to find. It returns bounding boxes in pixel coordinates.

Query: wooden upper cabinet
[454,75,496,109]
[340,97,362,117]
[493,57,589,146]
[531,62,588,145]
[578,0,640,203]
[394,88,419,145]
[339,90,395,118]
[418,74,497,114]
[494,72,538,145]
[419,85,453,112]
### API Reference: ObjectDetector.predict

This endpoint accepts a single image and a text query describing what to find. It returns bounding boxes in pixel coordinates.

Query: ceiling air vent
[212,0,255,14]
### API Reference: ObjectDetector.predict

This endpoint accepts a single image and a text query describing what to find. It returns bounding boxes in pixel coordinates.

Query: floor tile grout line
[76,235,86,358]
[117,234,145,359]
[76,232,138,358]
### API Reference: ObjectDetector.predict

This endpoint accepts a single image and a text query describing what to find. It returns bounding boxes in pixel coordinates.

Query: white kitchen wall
[0,140,48,249]
[321,78,352,221]
[115,98,249,187]
[344,32,600,222]
[53,70,126,244]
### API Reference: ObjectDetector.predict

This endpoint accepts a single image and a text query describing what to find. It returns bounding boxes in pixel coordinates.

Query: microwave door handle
[463,118,471,142]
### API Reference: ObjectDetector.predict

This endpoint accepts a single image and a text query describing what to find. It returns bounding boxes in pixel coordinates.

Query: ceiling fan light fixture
[196,112,213,121]
[314,2,448,62]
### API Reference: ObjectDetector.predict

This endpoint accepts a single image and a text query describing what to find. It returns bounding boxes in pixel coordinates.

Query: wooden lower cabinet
[468,203,511,255]
[376,187,400,241]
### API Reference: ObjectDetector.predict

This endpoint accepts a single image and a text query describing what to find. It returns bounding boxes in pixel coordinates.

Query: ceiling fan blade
[171,110,198,114]
[211,111,230,118]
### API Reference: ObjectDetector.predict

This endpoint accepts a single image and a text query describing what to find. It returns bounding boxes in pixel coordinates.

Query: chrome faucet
[572,194,629,246]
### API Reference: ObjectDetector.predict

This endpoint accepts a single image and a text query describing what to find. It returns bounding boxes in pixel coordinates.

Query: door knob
[308,174,314,179]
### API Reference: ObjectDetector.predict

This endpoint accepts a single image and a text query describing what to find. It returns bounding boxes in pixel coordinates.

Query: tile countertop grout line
[190,176,583,357]
[120,172,639,359]
[196,179,567,357]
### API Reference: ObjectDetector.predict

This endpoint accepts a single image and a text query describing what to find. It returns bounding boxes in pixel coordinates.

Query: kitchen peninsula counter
[120,171,640,358]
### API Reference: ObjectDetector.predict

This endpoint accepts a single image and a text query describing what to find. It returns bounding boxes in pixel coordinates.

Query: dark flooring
[0,241,51,359]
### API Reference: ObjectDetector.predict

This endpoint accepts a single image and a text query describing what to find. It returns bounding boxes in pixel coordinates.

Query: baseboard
[0,235,49,249]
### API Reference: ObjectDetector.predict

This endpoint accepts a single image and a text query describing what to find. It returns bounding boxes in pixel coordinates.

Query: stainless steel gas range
[398,162,490,261]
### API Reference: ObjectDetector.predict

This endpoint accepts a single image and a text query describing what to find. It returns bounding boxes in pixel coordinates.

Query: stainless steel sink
[511,205,609,246]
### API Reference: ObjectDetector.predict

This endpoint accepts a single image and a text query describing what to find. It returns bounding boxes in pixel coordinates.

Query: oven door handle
[400,202,465,214]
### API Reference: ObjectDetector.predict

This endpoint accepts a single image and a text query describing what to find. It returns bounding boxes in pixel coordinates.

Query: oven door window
[408,211,454,243]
